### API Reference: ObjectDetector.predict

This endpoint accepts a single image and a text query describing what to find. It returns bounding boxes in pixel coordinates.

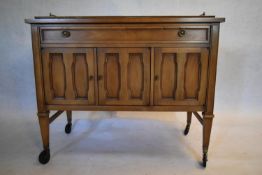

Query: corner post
[202,23,220,167]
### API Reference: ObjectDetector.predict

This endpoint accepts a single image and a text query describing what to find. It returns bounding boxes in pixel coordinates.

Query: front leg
[202,113,214,167]
[38,111,50,164]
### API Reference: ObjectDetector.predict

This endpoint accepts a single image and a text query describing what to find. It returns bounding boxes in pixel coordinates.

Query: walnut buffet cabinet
[25,15,225,167]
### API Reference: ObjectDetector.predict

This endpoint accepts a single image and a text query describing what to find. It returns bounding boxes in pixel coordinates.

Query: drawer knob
[178,29,186,37]
[62,31,71,38]
[98,75,103,81]
[89,75,94,80]
[154,75,159,81]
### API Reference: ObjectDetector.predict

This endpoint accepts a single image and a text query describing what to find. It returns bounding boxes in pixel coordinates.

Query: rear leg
[184,112,192,135]
[65,111,72,134]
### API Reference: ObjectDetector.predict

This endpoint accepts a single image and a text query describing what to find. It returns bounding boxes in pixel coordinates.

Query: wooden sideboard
[25,15,225,167]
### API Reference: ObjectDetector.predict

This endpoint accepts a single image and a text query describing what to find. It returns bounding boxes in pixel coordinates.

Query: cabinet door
[42,48,95,105]
[154,48,208,105]
[97,48,150,105]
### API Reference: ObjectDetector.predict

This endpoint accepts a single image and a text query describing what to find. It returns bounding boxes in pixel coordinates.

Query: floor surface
[0,110,261,175]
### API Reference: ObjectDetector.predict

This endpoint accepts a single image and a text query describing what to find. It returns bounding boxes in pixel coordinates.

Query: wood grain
[26,16,224,165]
[25,16,225,24]
[98,48,150,105]
[154,48,208,106]
[42,48,95,105]
[40,27,209,44]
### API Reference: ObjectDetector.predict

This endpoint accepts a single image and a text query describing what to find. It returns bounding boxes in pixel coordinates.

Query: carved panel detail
[49,53,66,98]
[184,53,201,99]
[160,53,177,99]
[127,53,144,99]
[154,48,208,106]
[43,48,95,105]
[104,53,121,99]
[98,48,150,105]
[72,53,89,99]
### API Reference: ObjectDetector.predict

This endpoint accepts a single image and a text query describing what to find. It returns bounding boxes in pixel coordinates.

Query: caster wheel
[202,153,207,168]
[202,160,207,168]
[38,149,50,164]
[65,123,72,134]
[184,125,190,135]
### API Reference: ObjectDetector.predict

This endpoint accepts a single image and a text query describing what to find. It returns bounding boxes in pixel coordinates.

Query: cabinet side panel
[205,24,220,114]
[31,26,47,112]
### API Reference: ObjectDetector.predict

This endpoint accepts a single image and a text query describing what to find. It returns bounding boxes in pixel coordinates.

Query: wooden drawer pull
[62,30,71,38]
[89,75,94,80]
[98,75,103,80]
[154,75,159,81]
[178,29,186,37]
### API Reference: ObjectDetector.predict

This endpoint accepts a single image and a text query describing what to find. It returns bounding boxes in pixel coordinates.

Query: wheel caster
[38,149,50,164]
[184,125,190,135]
[65,123,72,134]
[202,153,207,168]
[202,161,206,167]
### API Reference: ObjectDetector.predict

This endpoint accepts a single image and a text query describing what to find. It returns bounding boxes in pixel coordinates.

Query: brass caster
[65,123,72,134]
[38,149,50,164]
[184,124,190,135]
[202,152,207,168]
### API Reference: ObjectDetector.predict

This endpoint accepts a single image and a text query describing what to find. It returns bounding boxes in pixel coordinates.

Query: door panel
[42,48,95,105]
[103,52,121,99]
[98,48,150,105]
[128,53,145,99]
[154,48,208,105]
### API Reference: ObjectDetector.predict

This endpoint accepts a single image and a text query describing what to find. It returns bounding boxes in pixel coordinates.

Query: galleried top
[25,15,225,24]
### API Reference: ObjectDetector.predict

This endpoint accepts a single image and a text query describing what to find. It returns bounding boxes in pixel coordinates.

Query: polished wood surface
[97,47,150,105]
[154,48,208,105]
[40,25,209,44]
[42,48,95,105]
[26,15,225,166]
[25,16,225,24]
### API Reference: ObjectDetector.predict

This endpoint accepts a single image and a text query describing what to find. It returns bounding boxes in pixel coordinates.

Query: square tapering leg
[37,111,50,164]
[202,114,214,167]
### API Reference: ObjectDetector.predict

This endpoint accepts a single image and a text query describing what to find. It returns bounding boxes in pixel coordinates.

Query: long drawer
[40,25,210,44]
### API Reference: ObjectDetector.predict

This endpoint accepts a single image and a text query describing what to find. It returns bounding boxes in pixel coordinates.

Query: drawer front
[41,26,209,44]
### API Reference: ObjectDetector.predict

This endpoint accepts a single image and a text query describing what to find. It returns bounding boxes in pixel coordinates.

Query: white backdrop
[1,1,262,174]
[0,0,262,115]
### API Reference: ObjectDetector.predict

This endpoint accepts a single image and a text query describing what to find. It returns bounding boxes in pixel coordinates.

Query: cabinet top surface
[25,16,225,24]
